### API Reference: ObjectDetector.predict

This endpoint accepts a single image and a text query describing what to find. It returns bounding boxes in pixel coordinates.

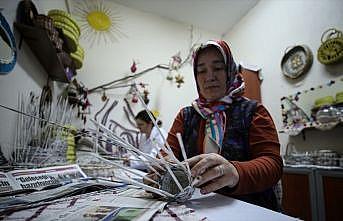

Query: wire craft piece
[87,84,195,202]
[92,96,139,149]
[0,93,76,167]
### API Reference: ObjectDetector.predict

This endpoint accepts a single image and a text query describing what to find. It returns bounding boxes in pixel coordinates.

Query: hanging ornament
[175,73,185,88]
[130,60,137,73]
[143,89,150,104]
[128,84,135,94]
[131,93,138,103]
[101,89,107,102]
[166,70,173,81]
[152,110,160,118]
[143,89,149,96]
[82,98,91,110]
[139,82,146,88]
[170,51,182,70]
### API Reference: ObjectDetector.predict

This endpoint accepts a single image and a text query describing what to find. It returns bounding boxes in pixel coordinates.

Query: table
[185,189,299,221]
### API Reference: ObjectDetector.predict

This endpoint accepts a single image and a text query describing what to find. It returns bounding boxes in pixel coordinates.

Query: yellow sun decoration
[73,0,125,46]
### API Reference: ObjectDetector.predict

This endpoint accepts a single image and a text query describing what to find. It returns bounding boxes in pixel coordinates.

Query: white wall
[0,0,219,147]
[0,0,48,146]
[225,0,343,154]
[68,1,219,132]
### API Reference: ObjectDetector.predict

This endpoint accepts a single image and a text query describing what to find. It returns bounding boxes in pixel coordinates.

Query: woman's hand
[142,156,175,198]
[187,153,239,194]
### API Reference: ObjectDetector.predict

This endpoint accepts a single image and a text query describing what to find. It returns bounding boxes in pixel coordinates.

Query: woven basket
[57,51,73,68]
[317,28,343,65]
[70,53,83,69]
[33,14,54,33]
[16,0,38,26]
[48,10,80,35]
[281,45,313,79]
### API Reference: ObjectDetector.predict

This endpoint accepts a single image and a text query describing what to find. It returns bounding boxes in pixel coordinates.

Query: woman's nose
[205,71,216,81]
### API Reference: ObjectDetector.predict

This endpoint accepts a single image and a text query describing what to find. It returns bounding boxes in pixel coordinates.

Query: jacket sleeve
[164,109,185,158]
[229,104,283,195]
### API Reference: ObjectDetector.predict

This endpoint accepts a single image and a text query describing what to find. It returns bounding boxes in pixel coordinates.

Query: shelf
[14,22,69,83]
[279,120,343,135]
[285,164,343,170]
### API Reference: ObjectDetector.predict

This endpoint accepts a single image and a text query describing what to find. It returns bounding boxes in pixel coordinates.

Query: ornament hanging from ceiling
[167,51,185,87]
[130,60,137,73]
[143,89,150,104]
[71,0,126,47]
[170,52,182,70]
[126,83,149,104]
[175,73,185,88]
[101,89,108,102]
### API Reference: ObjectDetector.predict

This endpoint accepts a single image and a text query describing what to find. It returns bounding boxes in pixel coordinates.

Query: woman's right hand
[143,170,159,188]
[142,164,165,198]
[187,153,239,194]
[142,155,176,197]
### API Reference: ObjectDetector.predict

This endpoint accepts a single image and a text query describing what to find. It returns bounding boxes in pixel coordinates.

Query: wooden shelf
[279,120,342,135]
[14,22,69,83]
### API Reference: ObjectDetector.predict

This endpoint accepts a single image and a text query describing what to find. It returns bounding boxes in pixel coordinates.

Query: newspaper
[0,172,14,193]
[0,165,176,221]
[3,189,167,221]
[0,164,87,193]
[0,181,127,212]
[152,204,207,221]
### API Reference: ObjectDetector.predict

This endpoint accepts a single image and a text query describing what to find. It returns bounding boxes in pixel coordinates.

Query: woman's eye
[197,70,206,74]
[214,67,224,71]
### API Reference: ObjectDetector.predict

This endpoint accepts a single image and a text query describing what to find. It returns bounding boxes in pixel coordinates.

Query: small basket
[33,14,54,33]
[16,0,38,26]
[48,9,80,36]
[317,28,343,65]
[57,51,73,68]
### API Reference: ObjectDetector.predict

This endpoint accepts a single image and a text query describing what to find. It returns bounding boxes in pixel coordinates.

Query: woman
[164,40,282,211]
[128,110,167,171]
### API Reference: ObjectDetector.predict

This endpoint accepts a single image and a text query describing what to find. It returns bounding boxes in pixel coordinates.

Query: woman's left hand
[187,153,239,194]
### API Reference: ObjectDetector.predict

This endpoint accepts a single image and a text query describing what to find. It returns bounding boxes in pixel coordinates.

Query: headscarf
[191,40,245,149]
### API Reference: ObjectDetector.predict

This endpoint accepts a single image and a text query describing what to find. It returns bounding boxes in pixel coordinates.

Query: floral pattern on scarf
[191,40,245,149]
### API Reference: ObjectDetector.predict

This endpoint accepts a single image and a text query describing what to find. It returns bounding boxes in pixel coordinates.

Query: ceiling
[113,0,259,36]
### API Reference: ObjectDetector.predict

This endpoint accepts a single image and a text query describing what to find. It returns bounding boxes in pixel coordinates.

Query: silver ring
[218,165,224,177]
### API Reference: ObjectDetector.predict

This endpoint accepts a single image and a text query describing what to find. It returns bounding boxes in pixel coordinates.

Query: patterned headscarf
[192,40,245,148]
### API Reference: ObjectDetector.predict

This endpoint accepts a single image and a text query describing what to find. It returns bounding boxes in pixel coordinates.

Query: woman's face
[196,47,227,102]
[135,119,152,134]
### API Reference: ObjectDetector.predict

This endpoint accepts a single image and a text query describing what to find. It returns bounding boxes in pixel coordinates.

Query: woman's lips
[205,85,220,89]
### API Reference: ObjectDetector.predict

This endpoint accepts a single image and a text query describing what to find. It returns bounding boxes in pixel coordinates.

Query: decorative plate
[281,45,313,79]
[317,28,343,65]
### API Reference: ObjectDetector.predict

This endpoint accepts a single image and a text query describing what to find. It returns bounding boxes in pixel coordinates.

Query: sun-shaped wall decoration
[70,0,126,47]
